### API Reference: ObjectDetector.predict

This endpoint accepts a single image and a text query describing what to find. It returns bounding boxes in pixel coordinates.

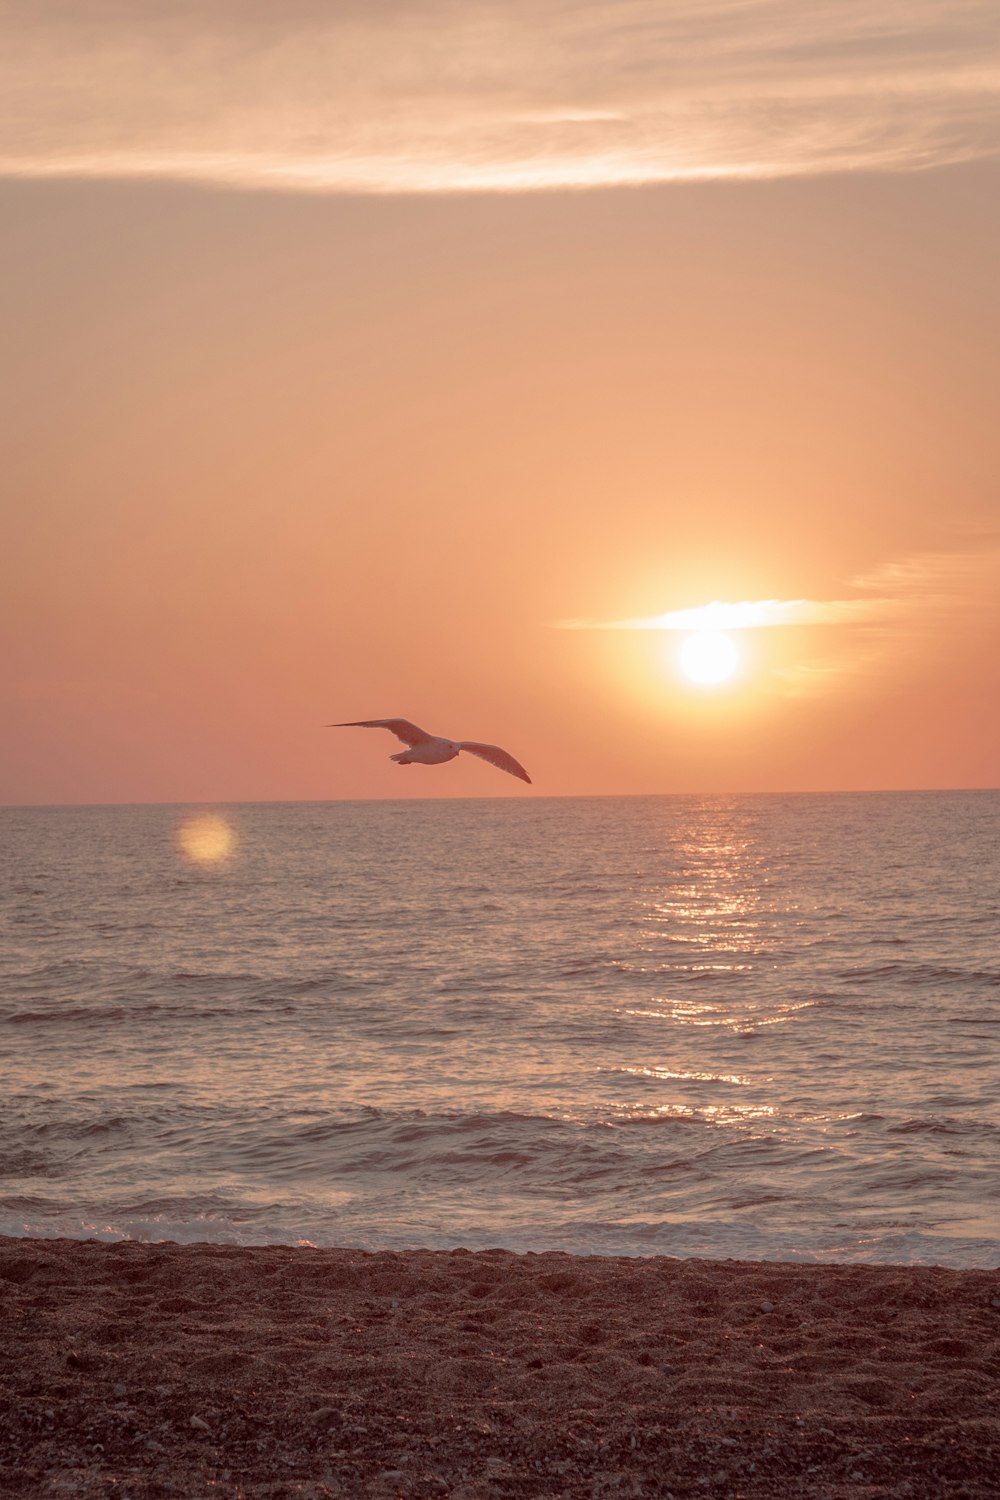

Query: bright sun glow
[176,813,237,864]
[679,629,740,686]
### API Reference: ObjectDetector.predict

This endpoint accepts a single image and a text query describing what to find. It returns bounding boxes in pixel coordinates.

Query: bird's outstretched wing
[459,742,532,784]
[330,719,435,747]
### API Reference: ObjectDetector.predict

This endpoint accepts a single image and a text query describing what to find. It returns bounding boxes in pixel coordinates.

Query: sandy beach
[1,1238,997,1498]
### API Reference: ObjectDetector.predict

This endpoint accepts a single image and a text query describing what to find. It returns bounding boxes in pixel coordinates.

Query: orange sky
[2,4,999,803]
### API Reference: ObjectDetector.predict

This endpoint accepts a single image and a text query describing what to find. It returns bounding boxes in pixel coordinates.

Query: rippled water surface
[1,793,998,1265]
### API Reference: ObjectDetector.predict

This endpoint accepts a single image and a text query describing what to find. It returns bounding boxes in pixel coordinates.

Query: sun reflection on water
[608,1101,781,1128]
[606,1064,758,1086]
[638,814,777,960]
[620,803,810,1041]
[622,999,813,1030]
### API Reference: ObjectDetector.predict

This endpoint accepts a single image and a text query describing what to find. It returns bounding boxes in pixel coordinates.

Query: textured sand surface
[1,1237,998,1498]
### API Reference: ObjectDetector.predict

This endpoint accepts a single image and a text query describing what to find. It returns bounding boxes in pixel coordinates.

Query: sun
[678,629,740,686]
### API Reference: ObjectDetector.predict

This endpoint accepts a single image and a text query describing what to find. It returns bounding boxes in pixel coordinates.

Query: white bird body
[330,718,531,784]
[391,738,460,767]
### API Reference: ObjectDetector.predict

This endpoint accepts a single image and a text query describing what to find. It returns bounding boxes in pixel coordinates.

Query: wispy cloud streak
[1,2,999,193]
[554,598,896,631]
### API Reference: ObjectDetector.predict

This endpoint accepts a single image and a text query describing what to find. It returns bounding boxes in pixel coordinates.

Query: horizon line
[3,785,998,812]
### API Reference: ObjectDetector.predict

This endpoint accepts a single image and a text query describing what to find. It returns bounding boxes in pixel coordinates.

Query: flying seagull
[330,719,532,784]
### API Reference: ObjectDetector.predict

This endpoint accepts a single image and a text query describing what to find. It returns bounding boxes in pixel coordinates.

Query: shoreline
[2,1237,997,1498]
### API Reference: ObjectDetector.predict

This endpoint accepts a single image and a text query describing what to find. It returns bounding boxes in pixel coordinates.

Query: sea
[1,792,998,1267]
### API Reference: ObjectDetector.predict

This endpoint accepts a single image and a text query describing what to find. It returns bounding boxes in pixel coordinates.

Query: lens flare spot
[176,813,236,864]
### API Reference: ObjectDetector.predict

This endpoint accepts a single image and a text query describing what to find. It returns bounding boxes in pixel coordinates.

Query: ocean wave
[4,1002,247,1025]
[835,961,1000,987]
